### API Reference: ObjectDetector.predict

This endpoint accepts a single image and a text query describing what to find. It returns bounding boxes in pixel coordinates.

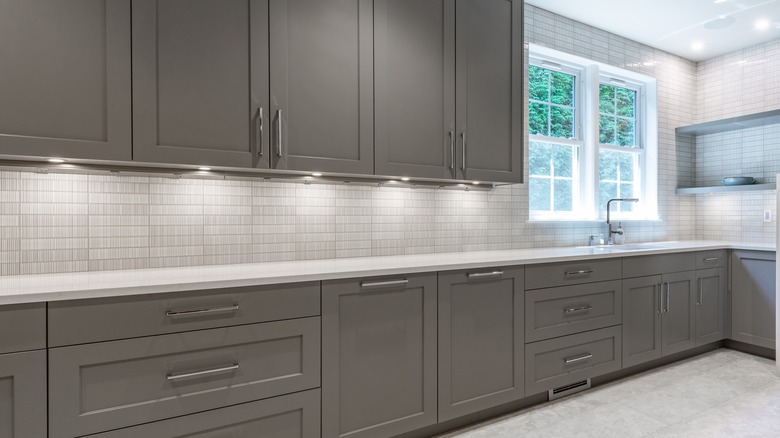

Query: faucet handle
[588,234,604,246]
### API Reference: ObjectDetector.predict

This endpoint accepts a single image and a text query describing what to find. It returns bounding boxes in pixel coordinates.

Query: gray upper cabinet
[269,0,374,174]
[0,0,131,161]
[322,274,437,438]
[0,350,47,438]
[696,267,726,346]
[731,250,776,349]
[374,0,456,180]
[438,267,524,421]
[623,275,663,368]
[660,271,696,356]
[454,0,523,183]
[132,0,268,168]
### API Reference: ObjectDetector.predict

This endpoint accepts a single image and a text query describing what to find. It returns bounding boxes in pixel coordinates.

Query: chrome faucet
[606,198,639,245]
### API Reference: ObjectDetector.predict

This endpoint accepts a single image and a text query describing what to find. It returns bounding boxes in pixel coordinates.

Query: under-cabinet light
[48,158,66,163]
[198,167,211,171]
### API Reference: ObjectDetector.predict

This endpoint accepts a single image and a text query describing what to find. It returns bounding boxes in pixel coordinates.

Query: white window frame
[528,44,658,222]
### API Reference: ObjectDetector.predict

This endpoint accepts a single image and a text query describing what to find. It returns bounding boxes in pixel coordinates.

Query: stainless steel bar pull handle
[467,271,504,279]
[698,278,703,307]
[167,363,239,381]
[276,109,283,157]
[564,353,593,364]
[460,132,466,170]
[564,305,592,314]
[665,282,671,313]
[166,305,239,318]
[658,283,663,314]
[702,257,720,262]
[565,269,594,277]
[449,131,455,170]
[258,106,264,157]
[361,279,408,289]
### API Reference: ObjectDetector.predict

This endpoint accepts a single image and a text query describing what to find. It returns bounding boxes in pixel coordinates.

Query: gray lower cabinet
[48,318,321,438]
[454,0,523,183]
[695,267,726,346]
[0,303,45,355]
[438,267,524,421]
[0,0,131,161]
[88,389,321,438]
[269,0,374,174]
[731,250,776,349]
[0,350,47,438]
[132,0,268,168]
[322,274,437,438]
[623,271,696,368]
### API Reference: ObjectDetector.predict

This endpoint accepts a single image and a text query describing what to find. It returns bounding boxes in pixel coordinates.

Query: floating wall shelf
[676,109,780,136]
[675,183,777,195]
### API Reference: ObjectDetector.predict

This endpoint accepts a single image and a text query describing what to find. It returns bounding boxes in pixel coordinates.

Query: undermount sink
[577,242,677,252]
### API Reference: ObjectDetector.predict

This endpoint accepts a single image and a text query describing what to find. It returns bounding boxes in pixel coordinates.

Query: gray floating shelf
[676,109,780,136]
[675,183,777,195]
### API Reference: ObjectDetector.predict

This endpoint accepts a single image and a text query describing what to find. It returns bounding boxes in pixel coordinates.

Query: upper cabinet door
[455,0,523,183]
[132,0,269,168]
[0,0,131,161]
[374,0,455,180]
[269,0,374,174]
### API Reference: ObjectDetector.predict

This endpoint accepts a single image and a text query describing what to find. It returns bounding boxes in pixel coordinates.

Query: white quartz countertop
[0,241,774,305]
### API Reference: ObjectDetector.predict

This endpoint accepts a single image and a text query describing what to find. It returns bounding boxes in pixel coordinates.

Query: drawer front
[49,317,321,438]
[526,259,621,290]
[89,389,321,438]
[525,326,622,395]
[623,252,695,278]
[49,281,320,346]
[696,250,727,269]
[525,280,622,342]
[0,303,45,354]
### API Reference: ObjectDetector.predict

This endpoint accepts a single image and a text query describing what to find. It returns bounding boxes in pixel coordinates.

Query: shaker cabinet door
[132,0,269,168]
[695,267,726,346]
[660,271,696,356]
[622,275,663,368]
[0,0,131,161]
[374,0,456,180]
[269,0,374,174]
[731,251,776,349]
[454,0,523,183]
[0,350,47,438]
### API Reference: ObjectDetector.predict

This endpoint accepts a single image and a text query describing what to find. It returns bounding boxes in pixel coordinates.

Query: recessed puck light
[198,167,211,171]
[703,16,735,30]
[47,158,66,163]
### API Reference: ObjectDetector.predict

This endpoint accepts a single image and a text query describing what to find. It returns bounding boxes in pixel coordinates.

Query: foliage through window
[528,45,658,221]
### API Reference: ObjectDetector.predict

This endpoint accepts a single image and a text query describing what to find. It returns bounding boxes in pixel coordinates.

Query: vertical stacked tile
[404,188,435,255]
[334,184,372,258]
[148,176,203,268]
[88,174,150,271]
[203,178,253,265]
[295,183,335,260]
[251,180,296,263]
[371,185,406,256]
[434,190,464,253]
[19,172,89,274]
[0,171,20,275]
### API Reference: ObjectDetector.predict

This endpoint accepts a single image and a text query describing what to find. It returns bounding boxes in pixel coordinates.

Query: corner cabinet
[0,0,132,161]
[731,250,776,349]
[322,274,437,438]
[132,0,269,168]
[374,0,524,183]
[438,267,524,421]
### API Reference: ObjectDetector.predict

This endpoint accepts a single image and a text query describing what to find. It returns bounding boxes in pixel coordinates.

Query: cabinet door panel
[622,275,662,368]
[0,350,47,438]
[133,0,267,167]
[438,267,524,421]
[322,274,437,438]
[0,0,131,160]
[731,251,776,349]
[661,271,696,356]
[374,0,455,179]
[455,0,523,183]
[270,0,373,174]
[696,268,725,345]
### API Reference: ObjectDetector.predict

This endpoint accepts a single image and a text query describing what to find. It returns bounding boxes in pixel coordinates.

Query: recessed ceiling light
[311,172,322,177]
[755,18,772,31]
[703,15,736,30]
[713,0,728,4]
[198,167,211,171]
[691,42,705,51]
[47,158,66,163]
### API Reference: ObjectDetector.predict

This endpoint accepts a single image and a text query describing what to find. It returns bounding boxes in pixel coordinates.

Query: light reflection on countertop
[0,240,773,305]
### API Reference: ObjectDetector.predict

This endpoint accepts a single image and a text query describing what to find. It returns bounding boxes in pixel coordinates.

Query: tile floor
[438,349,780,438]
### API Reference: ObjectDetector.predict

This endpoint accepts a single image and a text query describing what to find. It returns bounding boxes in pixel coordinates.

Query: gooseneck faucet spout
[606,198,639,245]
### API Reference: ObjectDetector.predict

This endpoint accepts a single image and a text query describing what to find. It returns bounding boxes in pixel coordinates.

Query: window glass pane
[617,119,635,146]
[550,106,574,138]
[599,182,617,208]
[529,178,551,211]
[599,84,615,113]
[620,183,636,202]
[553,145,573,178]
[550,71,574,106]
[618,152,635,180]
[600,82,638,148]
[599,115,615,144]
[529,65,549,101]
[529,141,551,176]
[599,150,618,180]
[529,103,549,136]
[554,179,573,211]
[616,87,635,117]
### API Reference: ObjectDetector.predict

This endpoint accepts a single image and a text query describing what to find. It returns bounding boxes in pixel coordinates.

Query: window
[528,44,658,221]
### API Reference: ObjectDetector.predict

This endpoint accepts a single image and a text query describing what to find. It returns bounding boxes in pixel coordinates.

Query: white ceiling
[526,0,780,61]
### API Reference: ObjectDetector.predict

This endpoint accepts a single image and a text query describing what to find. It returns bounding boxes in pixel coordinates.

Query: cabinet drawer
[525,259,621,290]
[525,280,622,342]
[623,252,695,278]
[88,389,321,438]
[696,250,727,269]
[525,326,622,395]
[49,317,321,438]
[49,281,320,346]
[0,303,45,354]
